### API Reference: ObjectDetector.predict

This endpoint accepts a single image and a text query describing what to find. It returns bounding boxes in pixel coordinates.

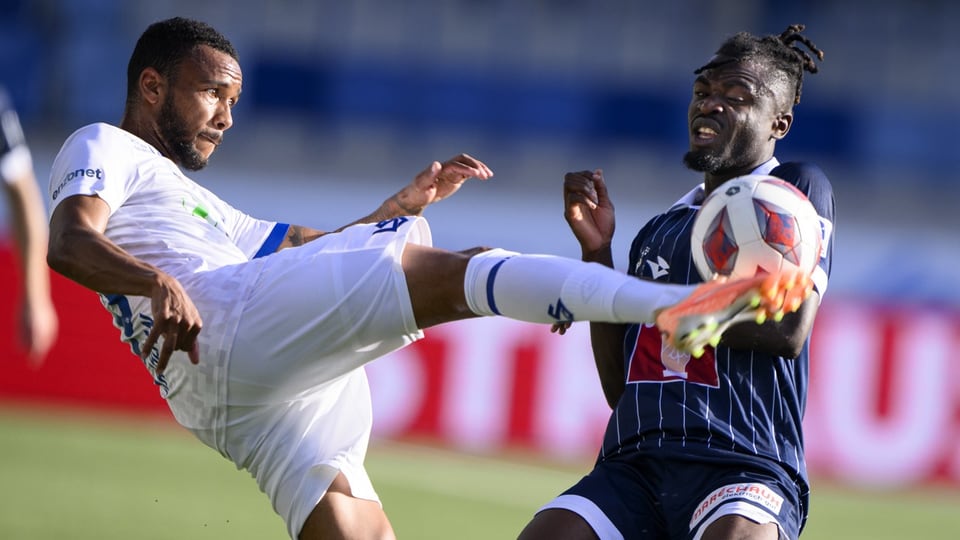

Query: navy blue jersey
[598,161,835,502]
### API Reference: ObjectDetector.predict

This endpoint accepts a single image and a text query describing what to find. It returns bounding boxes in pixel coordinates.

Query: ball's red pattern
[703,208,738,275]
[691,175,821,280]
[754,199,802,266]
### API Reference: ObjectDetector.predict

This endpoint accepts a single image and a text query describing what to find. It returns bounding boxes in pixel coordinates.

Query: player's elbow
[46,227,85,279]
[776,334,807,360]
[779,298,819,359]
[599,378,624,409]
[46,236,71,277]
[720,313,811,358]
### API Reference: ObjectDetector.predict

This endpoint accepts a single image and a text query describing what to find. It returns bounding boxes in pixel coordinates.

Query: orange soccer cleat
[655,269,814,358]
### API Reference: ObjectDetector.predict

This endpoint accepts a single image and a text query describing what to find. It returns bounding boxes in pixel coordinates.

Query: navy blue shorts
[537,453,804,540]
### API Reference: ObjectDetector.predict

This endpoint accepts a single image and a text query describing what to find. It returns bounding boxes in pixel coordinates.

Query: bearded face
[683,146,724,173]
[683,60,784,178]
[682,128,759,174]
[157,92,209,171]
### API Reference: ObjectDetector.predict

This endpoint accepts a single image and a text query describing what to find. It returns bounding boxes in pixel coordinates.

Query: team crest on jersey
[373,216,408,234]
[627,323,719,387]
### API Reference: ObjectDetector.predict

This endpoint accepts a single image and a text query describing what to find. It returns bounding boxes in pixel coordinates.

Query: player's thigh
[228,232,424,396]
[299,472,395,540]
[517,508,599,540]
[679,460,800,540]
[700,514,779,540]
[401,243,488,328]
[530,459,663,539]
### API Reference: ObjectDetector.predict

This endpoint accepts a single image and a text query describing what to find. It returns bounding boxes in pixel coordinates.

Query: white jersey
[47,123,431,537]
[48,123,278,277]
[47,123,283,400]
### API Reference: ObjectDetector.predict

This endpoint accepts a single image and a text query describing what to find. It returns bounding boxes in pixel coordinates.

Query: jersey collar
[670,157,781,210]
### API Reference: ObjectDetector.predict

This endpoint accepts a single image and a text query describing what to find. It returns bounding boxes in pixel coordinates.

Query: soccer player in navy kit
[519,25,834,540]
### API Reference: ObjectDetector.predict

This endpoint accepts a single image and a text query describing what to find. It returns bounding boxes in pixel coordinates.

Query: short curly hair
[125,17,239,105]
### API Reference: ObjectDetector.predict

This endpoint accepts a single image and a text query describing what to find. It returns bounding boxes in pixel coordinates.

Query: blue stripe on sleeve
[253,223,290,259]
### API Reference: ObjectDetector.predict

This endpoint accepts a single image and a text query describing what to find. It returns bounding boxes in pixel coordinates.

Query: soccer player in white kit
[45,17,812,540]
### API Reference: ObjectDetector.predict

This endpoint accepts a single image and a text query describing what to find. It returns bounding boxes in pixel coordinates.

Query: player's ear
[772,111,793,140]
[139,67,165,107]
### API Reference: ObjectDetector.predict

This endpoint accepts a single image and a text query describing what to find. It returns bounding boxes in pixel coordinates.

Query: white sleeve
[200,187,285,259]
[47,124,135,217]
[223,202,285,259]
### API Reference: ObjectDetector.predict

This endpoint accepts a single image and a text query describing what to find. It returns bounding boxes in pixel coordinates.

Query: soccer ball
[690,174,821,280]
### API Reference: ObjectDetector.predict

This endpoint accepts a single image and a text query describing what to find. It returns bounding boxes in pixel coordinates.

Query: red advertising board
[2,244,958,487]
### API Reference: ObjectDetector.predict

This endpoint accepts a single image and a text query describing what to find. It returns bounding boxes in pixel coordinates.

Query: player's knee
[402,244,479,327]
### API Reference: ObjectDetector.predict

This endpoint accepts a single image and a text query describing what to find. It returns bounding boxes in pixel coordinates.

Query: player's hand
[19,298,58,366]
[141,274,202,374]
[563,169,615,254]
[391,154,494,215]
[550,322,572,335]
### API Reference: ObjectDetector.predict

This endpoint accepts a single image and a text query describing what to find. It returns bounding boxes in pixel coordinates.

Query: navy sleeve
[770,161,836,278]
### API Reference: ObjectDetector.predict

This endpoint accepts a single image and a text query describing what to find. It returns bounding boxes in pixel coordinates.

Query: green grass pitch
[0,405,957,539]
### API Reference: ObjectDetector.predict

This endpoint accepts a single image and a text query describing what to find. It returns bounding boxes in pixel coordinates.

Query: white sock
[463,249,694,324]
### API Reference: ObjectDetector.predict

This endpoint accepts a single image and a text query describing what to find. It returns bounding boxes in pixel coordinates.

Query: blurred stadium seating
[3,0,958,303]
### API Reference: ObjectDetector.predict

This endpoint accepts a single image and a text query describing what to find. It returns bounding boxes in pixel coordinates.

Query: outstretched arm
[721,291,820,358]
[274,153,493,250]
[560,169,627,408]
[47,195,200,374]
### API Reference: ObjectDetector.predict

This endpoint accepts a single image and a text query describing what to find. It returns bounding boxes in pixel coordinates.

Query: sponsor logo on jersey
[51,167,103,200]
[690,482,784,529]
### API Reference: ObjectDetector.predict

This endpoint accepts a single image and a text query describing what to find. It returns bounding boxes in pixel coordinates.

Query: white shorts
[164,216,432,539]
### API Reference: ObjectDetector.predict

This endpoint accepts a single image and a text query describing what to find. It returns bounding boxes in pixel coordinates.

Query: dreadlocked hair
[694,23,825,106]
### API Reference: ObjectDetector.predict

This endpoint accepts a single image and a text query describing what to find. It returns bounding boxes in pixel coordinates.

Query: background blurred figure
[0,86,58,362]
